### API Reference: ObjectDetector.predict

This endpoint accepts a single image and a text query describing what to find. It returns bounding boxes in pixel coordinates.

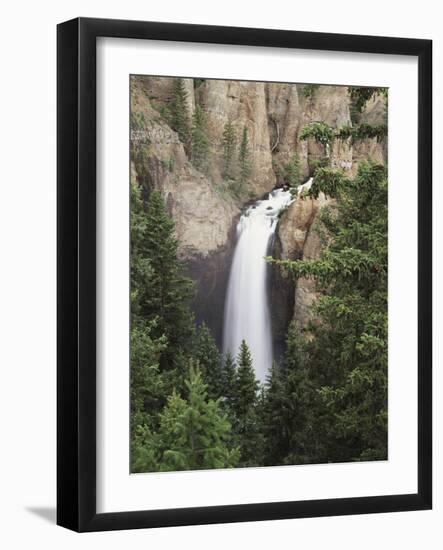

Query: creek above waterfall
[222,188,294,381]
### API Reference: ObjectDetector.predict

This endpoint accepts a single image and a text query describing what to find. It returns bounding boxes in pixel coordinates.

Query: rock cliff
[130,77,237,260]
[275,193,328,330]
[272,87,386,331]
[196,79,276,197]
[130,75,387,342]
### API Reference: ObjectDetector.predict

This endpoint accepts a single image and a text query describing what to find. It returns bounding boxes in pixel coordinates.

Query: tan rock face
[293,219,324,329]
[131,77,238,259]
[197,79,275,198]
[166,170,237,260]
[271,88,387,329]
[310,85,351,127]
[307,86,354,173]
[265,84,358,181]
[130,75,388,332]
[266,83,309,181]
[278,196,319,259]
[276,194,328,328]
[135,75,195,123]
[351,93,388,175]
[360,93,387,125]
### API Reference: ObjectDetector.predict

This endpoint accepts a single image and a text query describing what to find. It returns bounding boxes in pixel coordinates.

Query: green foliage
[167,156,176,172]
[131,185,195,372]
[232,341,263,466]
[170,78,190,146]
[300,83,320,98]
[130,182,241,473]
[191,104,210,172]
[130,321,168,473]
[131,146,152,190]
[193,78,206,89]
[238,127,252,189]
[130,110,149,133]
[130,183,197,415]
[131,424,158,473]
[306,167,349,199]
[222,120,237,180]
[132,362,240,473]
[286,152,303,195]
[234,341,259,417]
[268,161,388,463]
[130,322,167,430]
[299,121,334,147]
[161,156,176,173]
[336,123,387,143]
[130,182,151,318]
[221,352,237,412]
[262,327,316,465]
[130,78,388,472]
[151,101,171,122]
[300,120,387,166]
[262,362,287,464]
[194,323,223,400]
[349,87,387,123]
[308,156,329,175]
[155,363,240,471]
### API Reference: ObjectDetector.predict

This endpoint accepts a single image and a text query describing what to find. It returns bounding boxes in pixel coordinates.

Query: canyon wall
[275,88,387,329]
[130,76,387,344]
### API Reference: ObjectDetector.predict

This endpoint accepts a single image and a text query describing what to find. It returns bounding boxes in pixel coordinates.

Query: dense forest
[130,79,388,472]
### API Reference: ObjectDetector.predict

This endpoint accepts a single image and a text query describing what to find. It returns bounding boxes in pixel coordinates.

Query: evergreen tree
[262,324,317,466]
[221,352,237,410]
[191,104,210,172]
[233,340,263,466]
[130,76,389,474]
[130,322,167,431]
[286,152,303,196]
[194,322,223,400]
[238,126,252,189]
[170,78,190,146]
[130,321,168,473]
[130,181,151,320]
[131,424,158,474]
[131,185,195,372]
[235,341,258,417]
[222,120,236,179]
[156,362,240,471]
[262,362,287,465]
[269,161,388,463]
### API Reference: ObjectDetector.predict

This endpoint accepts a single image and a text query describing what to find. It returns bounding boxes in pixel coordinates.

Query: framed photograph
[57,17,432,531]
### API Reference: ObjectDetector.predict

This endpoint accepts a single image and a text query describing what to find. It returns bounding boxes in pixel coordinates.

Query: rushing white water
[222,187,295,381]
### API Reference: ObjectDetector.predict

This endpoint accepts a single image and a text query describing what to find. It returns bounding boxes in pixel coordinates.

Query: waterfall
[222,188,294,382]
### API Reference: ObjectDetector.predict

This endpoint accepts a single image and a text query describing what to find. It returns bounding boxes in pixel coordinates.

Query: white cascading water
[222,188,294,382]
[222,179,313,381]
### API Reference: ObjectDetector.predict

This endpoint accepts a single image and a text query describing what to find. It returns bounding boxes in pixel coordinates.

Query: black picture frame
[57,17,432,532]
